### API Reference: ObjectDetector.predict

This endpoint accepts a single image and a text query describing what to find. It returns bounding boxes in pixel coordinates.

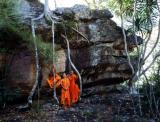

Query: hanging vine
[27,0,83,106]
[61,34,83,96]
[23,0,59,106]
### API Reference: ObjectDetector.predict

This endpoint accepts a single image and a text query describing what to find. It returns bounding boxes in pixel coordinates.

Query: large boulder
[0,1,143,97]
[51,5,142,86]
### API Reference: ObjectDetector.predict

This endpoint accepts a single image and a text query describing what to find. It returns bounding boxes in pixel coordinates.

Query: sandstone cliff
[0,0,143,96]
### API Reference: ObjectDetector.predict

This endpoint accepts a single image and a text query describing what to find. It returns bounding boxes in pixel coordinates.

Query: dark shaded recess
[115,26,143,45]
[54,23,65,44]
[36,27,52,43]
[2,95,28,105]
[127,34,143,45]
[26,0,43,8]
[0,27,23,80]
[0,27,24,50]
[83,78,126,88]
[0,27,43,105]
[116,26,132,37]
[54,21,78,45]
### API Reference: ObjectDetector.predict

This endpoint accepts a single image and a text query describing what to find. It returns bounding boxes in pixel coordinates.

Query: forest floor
[0,85,157,122]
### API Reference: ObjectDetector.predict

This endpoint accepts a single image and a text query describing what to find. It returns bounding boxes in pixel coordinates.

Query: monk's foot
[78,97,81,101]
[64,106,67,111]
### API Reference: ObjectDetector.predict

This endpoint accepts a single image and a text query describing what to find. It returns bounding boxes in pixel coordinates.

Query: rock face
[0,0,143,96]
[52,5,142,86]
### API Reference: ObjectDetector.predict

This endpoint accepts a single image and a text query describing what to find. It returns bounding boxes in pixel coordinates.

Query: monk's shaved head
[52,64,56,69]
[63,73,66,77]
[70,71,74,74]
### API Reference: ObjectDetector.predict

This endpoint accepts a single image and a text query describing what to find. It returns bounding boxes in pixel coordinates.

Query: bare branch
[54,0,57,9]
[28,0,60,105]
[61,34,83,96]
[51,20,59,104]
[140,52,160,77]
[144,18,160,62]
[157,0,160,14]
[140,22,153,64]
[120,15,135,75]
[71,27,90,43]
[28,15,44,105]
[132,0,141,76]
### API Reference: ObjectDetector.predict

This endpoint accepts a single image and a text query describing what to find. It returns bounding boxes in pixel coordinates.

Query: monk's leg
[47,79,53,88]
[74,85,80,102]
[61,91,65,106]
[66,92,71,107]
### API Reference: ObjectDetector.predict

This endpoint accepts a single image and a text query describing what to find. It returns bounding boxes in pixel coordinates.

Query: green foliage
[107,0,158,32]
[56,20,77,40]
[134,0,158,32]
[107,0,134,16]
[145,59,160,97]
[0,0,57,62]
[84,0,109,9]
[35,36,54,61]
[83,111,93,117]
[0,48,10,53]
[0,0,21,28]
[14,27,57,61]
[138,59,160,116]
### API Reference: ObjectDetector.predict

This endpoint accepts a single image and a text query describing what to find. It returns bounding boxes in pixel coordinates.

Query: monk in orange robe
[68,71,80,104]
[47,65,61,88]
[60,73,71,108]
[47,74,61,88]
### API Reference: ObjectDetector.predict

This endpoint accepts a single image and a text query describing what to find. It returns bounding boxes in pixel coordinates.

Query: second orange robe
[68,73,80,104]
[47,74,61,88]
[60,77,71,107]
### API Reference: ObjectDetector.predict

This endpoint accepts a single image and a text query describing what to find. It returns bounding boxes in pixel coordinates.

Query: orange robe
[60,77,71,107]
[68,73,80,104]
[47,74,61,88]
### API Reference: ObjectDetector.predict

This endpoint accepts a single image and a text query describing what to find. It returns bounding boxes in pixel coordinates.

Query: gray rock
[54,4,113,20]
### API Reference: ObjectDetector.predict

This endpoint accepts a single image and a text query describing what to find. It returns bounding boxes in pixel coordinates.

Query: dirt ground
[0,85,157,122]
